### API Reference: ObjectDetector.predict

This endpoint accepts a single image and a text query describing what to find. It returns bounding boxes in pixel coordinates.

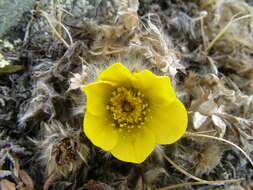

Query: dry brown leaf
[43,174,55,190]
[0,179,16,190]
[19,170,35,190]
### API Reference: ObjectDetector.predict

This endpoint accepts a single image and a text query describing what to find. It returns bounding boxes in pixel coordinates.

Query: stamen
[106,87,149,131]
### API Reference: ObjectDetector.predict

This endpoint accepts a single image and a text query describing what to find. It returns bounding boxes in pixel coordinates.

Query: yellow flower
[83,63,188,163]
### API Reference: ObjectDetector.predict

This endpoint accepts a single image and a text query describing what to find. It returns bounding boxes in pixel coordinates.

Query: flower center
[106,87,150,132]
[122,101,134,112]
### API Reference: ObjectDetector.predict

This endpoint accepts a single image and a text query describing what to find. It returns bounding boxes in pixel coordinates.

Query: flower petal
[110,128,155,163]
[84,112,118,150]
[98,63,135,86]
[83,81,113,115]
[148,98,188,144]
[133,70,176,105]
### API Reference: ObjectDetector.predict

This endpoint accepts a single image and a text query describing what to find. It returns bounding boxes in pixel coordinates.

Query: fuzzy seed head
[35,120,89,177]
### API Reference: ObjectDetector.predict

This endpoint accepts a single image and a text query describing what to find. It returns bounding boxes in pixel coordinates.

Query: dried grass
[156,179,243,190]
[185,132,253,168]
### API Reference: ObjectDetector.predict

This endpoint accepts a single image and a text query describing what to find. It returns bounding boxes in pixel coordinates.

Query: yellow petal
[84,112,118,150]
[148,98,188,144]
[98,63,135,86]
[110,128,155,163]
[83,81,113,115]
[133,70,176,105]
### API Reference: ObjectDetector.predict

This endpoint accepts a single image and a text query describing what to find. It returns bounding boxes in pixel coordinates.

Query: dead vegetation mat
[0,0,253,189]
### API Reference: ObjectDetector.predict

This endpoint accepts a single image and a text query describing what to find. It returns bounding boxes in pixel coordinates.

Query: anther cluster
[106,87,149,132]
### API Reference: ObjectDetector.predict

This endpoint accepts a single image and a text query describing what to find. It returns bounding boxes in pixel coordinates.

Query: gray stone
[0,0,36,37]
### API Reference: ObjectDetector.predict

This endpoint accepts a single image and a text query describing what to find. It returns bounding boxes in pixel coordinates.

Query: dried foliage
[0,133,34,190]
[1,0,253,189]
[32,120,89,177]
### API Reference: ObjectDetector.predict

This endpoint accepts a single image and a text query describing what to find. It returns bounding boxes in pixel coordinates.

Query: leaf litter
[0,0,253,189]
